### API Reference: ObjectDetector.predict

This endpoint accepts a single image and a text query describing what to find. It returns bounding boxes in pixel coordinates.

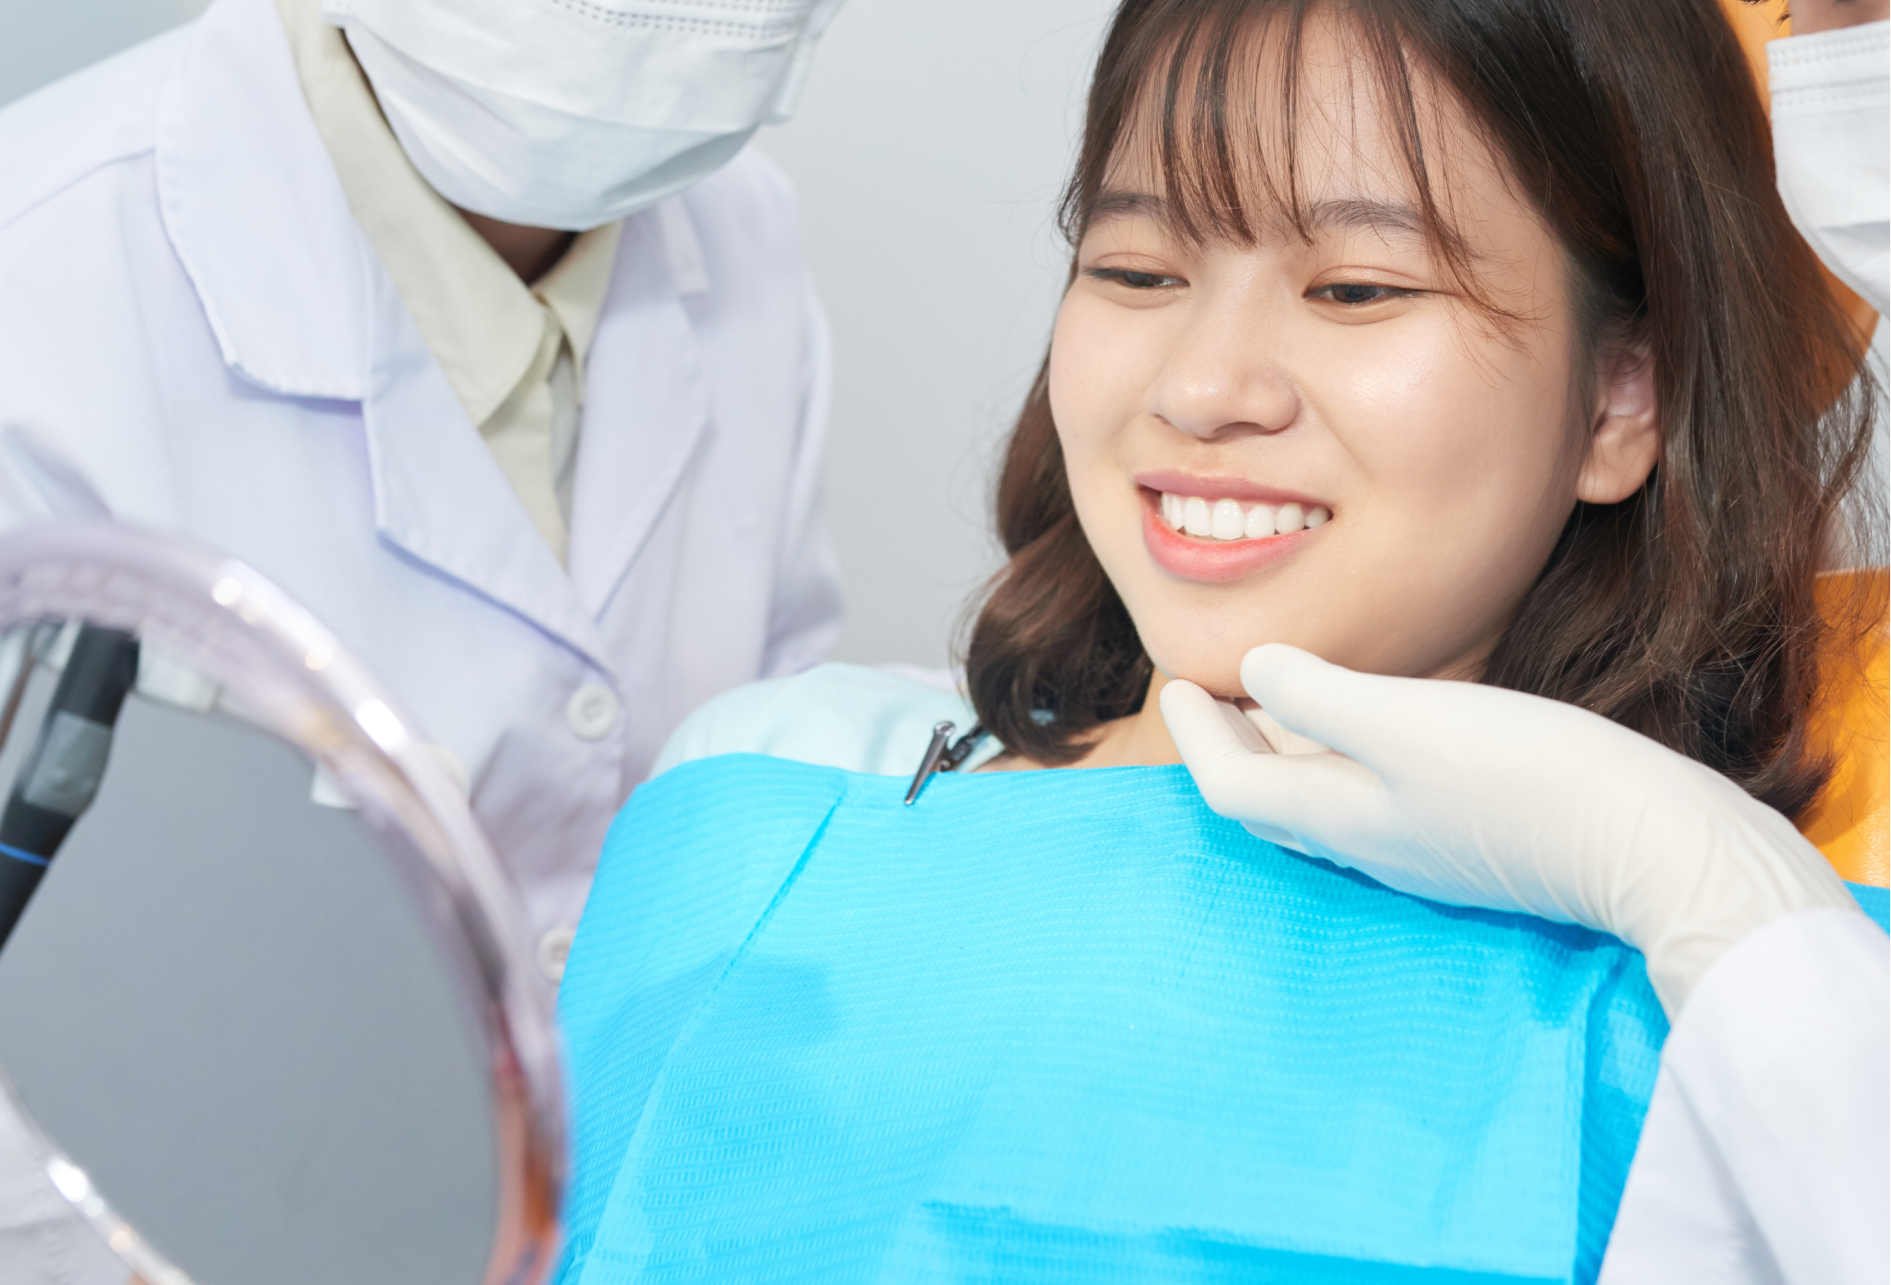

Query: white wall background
[759,3,1113,666]
[0,0,1115,669]
[0,0,209,99]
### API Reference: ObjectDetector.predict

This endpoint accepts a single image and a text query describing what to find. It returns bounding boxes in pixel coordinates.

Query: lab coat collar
[361,268,613,668]
[153,0,716,665]
[155,0,369,400]
[566,203,712,616]
[155,0,616,665]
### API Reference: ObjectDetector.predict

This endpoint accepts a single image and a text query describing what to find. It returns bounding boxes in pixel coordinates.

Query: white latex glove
[1159,644,1861,1016]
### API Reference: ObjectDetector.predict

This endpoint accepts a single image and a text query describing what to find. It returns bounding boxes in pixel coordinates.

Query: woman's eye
[1312,282,1411,306]
[1087,267,1184,290]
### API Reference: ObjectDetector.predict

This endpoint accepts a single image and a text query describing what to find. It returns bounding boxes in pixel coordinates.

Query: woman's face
[1049,24,1655,697]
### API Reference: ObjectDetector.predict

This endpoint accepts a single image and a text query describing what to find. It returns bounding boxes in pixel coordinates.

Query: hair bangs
[1060,0,1475,288]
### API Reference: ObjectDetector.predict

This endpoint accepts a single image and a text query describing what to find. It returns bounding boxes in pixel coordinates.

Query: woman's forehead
[1090,18,1520,262]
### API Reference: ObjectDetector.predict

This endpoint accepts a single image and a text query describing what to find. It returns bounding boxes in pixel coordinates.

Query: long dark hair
[963,0,1880,815]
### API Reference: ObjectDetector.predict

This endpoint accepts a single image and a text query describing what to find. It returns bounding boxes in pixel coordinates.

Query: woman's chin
[1150,654,1251,703]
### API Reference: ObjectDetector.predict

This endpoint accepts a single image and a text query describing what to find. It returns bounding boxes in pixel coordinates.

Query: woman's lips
[1139,486,1325,582]
[1133,469,1327,507]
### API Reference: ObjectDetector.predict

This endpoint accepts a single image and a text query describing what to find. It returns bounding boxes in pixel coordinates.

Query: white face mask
[319,0,845,230]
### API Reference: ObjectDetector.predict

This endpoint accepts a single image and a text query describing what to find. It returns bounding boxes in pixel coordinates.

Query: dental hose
[0,627,139,950]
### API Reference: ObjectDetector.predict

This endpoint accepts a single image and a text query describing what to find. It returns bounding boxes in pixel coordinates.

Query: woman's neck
[992,648,1487,772]
[983,672,1184,772]
[1070,673,1186,768]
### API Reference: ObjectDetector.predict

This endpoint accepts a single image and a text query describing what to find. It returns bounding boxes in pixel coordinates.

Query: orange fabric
[1718,0,1880,348]
[1713,5,1884,883]
[1798,570,1890,886]
[1720,0,1789,95]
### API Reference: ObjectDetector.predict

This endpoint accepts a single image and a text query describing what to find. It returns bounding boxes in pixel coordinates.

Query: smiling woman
[547,1,1884,1282]
[969,0,1875,788]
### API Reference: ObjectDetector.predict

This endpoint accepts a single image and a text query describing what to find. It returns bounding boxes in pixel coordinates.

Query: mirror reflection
[0,617,495,1285]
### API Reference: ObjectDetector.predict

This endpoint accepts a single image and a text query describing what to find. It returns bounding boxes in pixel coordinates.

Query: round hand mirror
[0,524,564,1285]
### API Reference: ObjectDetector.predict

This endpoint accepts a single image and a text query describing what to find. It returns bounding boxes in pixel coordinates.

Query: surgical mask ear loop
[764,0,847,123]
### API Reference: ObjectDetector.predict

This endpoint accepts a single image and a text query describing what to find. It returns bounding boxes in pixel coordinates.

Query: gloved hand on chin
[1159,644,1861,1017]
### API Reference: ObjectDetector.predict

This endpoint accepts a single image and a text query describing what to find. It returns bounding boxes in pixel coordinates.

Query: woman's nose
[1145,314,1299,441]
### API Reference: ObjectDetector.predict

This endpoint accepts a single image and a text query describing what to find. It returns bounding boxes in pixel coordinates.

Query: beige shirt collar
[275,0,620,428]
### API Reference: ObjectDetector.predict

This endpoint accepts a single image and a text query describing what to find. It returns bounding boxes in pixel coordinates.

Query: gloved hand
[1159,644,1860,1016]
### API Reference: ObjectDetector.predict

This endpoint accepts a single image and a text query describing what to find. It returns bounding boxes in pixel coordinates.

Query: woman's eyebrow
[1086,191,1427,242]
[1088,189,1170,226]
[1302,197,1427,239]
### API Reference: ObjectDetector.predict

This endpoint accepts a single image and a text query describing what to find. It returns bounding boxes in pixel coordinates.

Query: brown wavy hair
[962,0,1880,815]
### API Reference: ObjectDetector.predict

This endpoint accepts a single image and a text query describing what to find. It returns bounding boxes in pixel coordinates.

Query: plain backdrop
[0,0,1115,670]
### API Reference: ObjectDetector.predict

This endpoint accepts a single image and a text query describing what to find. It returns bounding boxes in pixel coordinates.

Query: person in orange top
[1721,0,1887,890]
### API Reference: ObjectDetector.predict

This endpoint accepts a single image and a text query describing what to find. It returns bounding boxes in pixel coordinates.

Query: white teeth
[1157,492,1331,542]
[1161,492,1185,531]
[1211,499,1245,541]
[1182,496,1213,537]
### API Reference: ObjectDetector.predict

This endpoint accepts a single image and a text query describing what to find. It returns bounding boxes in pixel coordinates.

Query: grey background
[758,3,1111,667]
[0,0,1114,671]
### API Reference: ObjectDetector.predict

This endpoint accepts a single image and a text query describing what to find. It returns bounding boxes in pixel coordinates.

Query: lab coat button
[566,683,620,740]
[537,925,576,982]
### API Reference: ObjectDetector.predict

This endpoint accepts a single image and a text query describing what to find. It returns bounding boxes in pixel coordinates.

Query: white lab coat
[0,2,840,1278]
[0,0,842,973]
[1599,21,1890,1285]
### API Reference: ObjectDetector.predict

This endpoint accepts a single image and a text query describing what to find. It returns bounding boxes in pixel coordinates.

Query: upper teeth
[1161,493,1331,540]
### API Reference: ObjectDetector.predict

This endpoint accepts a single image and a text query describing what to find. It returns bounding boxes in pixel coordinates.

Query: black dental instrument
[0,625,140,948]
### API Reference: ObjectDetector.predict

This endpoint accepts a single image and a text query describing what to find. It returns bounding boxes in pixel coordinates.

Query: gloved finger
[1158,680,1259,782]
[1237,644,1447,765]
[1160,679,1383,838]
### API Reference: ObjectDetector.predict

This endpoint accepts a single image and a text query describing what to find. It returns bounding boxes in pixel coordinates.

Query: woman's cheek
[1049,296,1147,463]
[1314,325,1545,503]
[1299,324,1451,456]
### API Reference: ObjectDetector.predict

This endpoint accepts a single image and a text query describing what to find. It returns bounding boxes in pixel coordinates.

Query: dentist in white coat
[0,0,846,1278]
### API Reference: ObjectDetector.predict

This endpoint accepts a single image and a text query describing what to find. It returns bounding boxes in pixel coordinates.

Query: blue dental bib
[556,754,1673,1284]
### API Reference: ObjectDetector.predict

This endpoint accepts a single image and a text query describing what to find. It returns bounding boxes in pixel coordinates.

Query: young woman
[550,1,1885,1281]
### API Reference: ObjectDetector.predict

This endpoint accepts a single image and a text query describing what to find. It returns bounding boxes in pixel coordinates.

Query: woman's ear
[1575,342,1661,504]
